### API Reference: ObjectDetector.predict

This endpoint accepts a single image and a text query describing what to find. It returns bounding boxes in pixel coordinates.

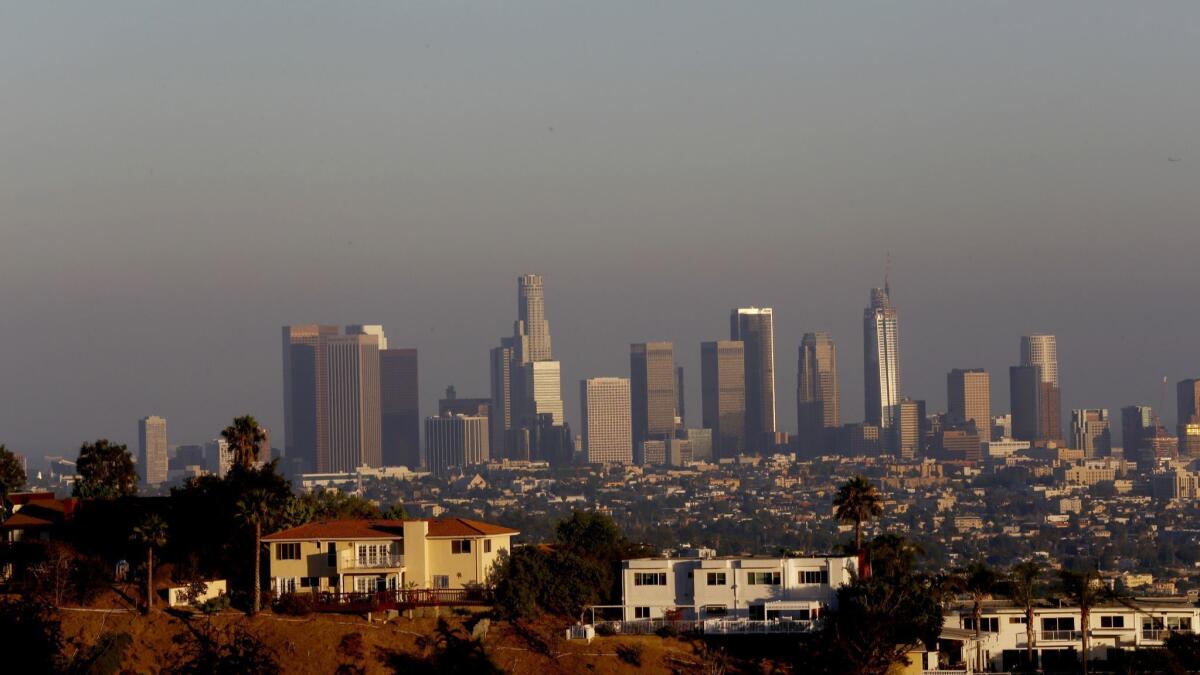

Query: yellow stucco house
[262,518,518,595]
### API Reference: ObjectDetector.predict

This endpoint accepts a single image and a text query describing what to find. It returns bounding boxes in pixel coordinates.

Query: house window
[484,539,492,553]
[1042,617,1075,631]
[704,605,727,617]
[452,539,473,554]
[800,570,829,585]
[634,607,650,619]
[633,572,667,586]
[276,543,300,560]
[1009,617,1027,624]
[1168,617,1192,631]
[964,617,999,633]
[749,604,766,620]
[706,572,727,586]
[1100,615,1125,628]
[747,572,781,585]
[433,575,450,589]
[327,543,336,566]
[299,577,319,588]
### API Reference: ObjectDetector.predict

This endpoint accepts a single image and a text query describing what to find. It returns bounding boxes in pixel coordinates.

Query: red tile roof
[262,517,518,542]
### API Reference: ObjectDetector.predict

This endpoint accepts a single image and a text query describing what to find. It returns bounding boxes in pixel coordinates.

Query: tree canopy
[221,415,267,470]
[0,444,27,499]
[73,439,137,499]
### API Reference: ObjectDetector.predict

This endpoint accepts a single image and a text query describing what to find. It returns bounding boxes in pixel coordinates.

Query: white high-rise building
[581,377,632,464]
[864,284,901,440]
[517,274,552,363]
[325,333,382,472]
[205,438,232,477]
[424,414,489,477]
[1021,334,1059,386]
[524,360,564,425]
[138,415,168,486]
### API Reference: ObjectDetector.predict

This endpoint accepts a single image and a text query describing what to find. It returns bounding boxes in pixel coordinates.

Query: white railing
[339,551,404,569]
[592,618,816,636]
[1038,629,1082,641]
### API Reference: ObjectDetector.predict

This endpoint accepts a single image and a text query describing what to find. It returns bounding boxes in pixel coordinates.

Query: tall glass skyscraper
[730,308,776,453]
[797,332,840,455]
[863,284,901,446]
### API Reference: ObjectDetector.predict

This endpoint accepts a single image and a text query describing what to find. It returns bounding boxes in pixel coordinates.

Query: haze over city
[3,2,1199,460]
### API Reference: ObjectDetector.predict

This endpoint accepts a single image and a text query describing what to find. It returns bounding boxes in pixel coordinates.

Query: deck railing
[592,618,817,636]
[339,552,405,570]
[310,587,490,613]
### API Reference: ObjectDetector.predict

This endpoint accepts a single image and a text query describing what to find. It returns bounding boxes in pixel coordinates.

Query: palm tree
[963,561,999,671]
[221,415,267,470]
[130,514,168,612]
[236,488,275,615]
[833,475,883,552]
[1058,567,1103,675]
[1002,561,1043,670]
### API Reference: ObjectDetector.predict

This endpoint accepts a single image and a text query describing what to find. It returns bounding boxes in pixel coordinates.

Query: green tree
[236,487,283,615]
[555,510,622,560]
[833,475,883,551]
[73,440,137,499]
[221,415,267,471]
[382,503,408,520]
[0,444,27,500]
[130,514,168,612]
[1058,567,1103,675]
[1001,561,1043,669]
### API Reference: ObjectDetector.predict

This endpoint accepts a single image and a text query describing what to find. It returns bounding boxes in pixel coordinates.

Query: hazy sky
[2,3,1198,463]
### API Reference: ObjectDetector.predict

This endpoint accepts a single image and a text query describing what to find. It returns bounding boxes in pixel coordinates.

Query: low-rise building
[262,517,517,595]
[618,552,856,621]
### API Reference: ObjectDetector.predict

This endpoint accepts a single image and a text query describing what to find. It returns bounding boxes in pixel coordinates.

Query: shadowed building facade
[863,285,900,452]
[1071,408,1111,458]
[730,308,776,453]
[630,342,677,456]
[796,332,840,456]
[701,340,746,459]
[325,333,382,472]
[282,324,340,473]
[380,348,420,469]
[1178,379,1200,458]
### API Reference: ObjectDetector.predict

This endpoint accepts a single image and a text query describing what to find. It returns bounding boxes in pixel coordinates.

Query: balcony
[339,551,404,570]
[1141,628,1191,642]
[1038,630,1082,642]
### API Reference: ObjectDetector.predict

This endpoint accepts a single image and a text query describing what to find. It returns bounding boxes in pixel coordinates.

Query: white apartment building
[948,598,1200,672]
[618,552,857,622]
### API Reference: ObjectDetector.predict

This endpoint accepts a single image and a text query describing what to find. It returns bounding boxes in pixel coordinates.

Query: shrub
[655,623,679,638]
[594,623,615,637]
[616,643,643,667]
[70,631,133,675]
[272,593,313,616]
[197,595,231,614]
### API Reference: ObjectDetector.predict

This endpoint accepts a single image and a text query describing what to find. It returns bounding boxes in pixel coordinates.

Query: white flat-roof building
[618,553,856,622]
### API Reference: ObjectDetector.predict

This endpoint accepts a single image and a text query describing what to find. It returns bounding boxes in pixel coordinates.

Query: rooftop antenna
[884,251,892,297]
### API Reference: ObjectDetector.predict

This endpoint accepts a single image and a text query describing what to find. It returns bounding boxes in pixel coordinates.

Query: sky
[2,2,1199,464]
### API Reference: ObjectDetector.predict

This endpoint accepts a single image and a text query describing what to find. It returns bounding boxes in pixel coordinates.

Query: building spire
[884,250,891,299]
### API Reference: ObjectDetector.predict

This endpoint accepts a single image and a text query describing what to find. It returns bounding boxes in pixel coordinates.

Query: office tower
[947,369,990,437]
[1010,365,1062,445]
[896,398,926,460]
[205,438,231,477]
[439,396,491,419]
[1121,405,1154,460]
[137,416,168,486]
[527,413,575,466]
[630,342,677,452]
[701,340,746,458]
[489,338,517,459]
[523,360,564,425]
[516,274,552,362]
[1015,334,1062,442]
[325,334,382,472]
[380,348,420,469]
[797,332,841,456]
[282,324,339,473]
[676,366,686,428]
[936,430,982,463]
[346,324,388,350]
[863,285,901,444]
[424,414,489,477]
[1178,379,1200,457]
[838,423,881,456]
[581,377,633,464]
[992,414,1013,441]
[730,308,777,453]
[1071,409,1112,457]
[172,444,205,470]
[683,428,713,462]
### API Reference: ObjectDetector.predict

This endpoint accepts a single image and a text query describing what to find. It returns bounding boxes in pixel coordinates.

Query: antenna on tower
[884,251,892,297]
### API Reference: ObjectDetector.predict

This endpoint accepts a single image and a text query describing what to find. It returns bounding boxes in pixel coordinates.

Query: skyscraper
[1177,379,1200,458]
[896,398,926,460]
[630,342,676,453]
[517,273,552,362]
[325,333,382,472]
[523,360,564,425]
[1011,334,1062,443]
[730,308,776,453]
[282,324,339,473]
[581,377,633,464]
[947,368,990,437]
[863,285,900,446]
[1121,405,1154,459]
[1071,408,1112,457]
[676,366,686,428]
[346,324,388,350]
[138,415,168,486]
[380,348,420,469]
[797,332,840,456]
[701,340,746,459]
[424,413,489,477]
[489,338,517,459]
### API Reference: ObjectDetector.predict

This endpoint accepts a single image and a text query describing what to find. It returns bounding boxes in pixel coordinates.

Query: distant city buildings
[731,308,777,454]
[796,332,840,456]
[380,348,420,469]
[1071,408,1111,458]
[581,377,632,464]
[1011,334,1062,443]
[630,342,677,456]
[1121,405,1154,461]
[701,340,746,459]
[1177,379,1200,458]
[137,415,168,486]
[947,368,990,439]
[424,413,489,477]
[896,398,926,461]
[863,284,900,451]
[325,333,382,472]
